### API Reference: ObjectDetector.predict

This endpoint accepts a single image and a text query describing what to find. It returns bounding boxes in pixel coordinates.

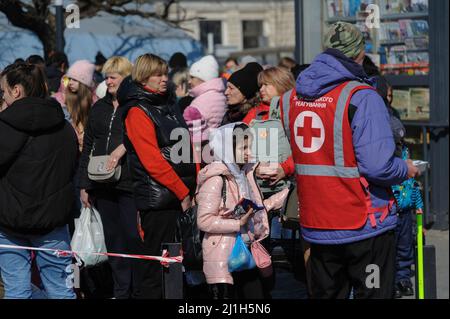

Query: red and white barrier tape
[0,244,182,265]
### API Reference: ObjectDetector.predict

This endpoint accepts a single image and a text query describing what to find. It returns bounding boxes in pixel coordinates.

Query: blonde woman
[77,56,146,299]
[172,67,190,100]
[243,66,295,124]
[119,53,197,299]
[241,66,296,190]
[171,67,193,113]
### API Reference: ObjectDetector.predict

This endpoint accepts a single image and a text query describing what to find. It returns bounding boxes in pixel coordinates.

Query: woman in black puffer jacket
[118,54,197,299]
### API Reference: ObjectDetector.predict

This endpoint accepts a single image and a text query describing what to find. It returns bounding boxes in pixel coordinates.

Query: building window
[199,20,222,48]
[242,20,264,49]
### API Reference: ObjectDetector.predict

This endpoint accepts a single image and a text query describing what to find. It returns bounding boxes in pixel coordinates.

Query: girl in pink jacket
[196,123,289,299]
[183,56,227,166]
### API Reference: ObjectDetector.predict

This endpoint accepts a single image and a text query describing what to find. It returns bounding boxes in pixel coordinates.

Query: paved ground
[270,226,449,299]
[402,230,449,299]
[430,230,449,299]
[1,225,447,300]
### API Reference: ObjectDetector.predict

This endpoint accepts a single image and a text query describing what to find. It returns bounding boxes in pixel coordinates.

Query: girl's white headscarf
[208,123,255,201]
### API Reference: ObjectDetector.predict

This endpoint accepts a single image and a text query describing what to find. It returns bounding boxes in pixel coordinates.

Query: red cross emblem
[297,116,322,148]
[293,111,325,153]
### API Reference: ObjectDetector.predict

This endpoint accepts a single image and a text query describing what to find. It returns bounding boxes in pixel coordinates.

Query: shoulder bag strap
[269,96,281,120]
[220,175,227,208]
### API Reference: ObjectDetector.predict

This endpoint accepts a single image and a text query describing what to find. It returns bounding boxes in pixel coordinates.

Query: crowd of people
[0,21,423,300]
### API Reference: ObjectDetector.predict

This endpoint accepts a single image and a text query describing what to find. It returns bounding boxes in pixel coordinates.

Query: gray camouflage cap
[323,22,365,59]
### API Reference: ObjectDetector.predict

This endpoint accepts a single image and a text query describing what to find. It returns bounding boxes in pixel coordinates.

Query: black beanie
[228,62,263,100]
[95,51,107,66]
[169,52,187,69]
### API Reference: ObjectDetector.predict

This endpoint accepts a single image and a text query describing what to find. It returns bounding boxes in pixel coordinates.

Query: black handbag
[177,176,227,271]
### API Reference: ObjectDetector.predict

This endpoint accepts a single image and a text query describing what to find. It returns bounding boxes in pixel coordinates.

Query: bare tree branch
[0,0,193,58]
[161,0,176,19]
[0,0,56,57]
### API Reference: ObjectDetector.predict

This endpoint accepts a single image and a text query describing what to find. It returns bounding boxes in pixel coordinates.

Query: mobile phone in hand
[233,198,264,217]
[241,198,264,211]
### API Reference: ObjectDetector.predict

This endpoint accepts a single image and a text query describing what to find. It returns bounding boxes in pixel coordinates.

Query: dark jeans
[69,166,82,237]
[233,268,268,299]
[208,268,269,299]
[309,230,396,299]
[133,208,180,299]
[94,189,143,299]
[395,210,414,283]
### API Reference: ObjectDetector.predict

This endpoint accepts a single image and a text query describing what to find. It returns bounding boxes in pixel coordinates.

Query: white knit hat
[95,80,108,99]
[189,55,219,82]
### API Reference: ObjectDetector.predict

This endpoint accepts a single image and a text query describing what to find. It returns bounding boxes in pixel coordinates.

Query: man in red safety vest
[280,22,419,299]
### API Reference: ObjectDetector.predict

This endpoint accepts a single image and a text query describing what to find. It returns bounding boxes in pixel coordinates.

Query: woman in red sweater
[243,67,297,185]
[243,66,296,124]
[119,54,196,299]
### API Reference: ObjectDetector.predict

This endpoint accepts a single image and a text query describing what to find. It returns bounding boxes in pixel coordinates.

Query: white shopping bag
[71,207,108,267]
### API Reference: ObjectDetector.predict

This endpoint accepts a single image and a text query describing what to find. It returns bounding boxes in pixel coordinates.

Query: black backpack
[176,176,227,271]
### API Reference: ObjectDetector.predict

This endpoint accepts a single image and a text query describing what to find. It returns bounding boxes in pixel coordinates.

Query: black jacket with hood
[0,97,78,236]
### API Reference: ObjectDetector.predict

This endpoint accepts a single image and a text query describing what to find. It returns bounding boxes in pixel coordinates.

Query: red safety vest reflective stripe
[281,81,393,230]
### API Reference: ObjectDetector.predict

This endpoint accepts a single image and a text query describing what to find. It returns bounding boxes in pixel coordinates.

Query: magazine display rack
[324,0,430,122]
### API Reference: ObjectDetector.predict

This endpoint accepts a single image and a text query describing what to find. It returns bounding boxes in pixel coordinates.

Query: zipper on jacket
[105,108,117,154]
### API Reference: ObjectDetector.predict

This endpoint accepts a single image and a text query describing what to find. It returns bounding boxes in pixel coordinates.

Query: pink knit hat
[66,60,96,88]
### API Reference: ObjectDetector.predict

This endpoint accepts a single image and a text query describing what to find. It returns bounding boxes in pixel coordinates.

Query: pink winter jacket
[183,78,227,143]
[196,162,289,285]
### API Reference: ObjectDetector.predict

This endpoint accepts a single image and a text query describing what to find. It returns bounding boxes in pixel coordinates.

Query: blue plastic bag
[228,233,256,273]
